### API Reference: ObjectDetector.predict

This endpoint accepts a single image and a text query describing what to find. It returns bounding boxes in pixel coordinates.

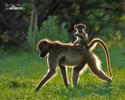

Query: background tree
[0,0,125,46]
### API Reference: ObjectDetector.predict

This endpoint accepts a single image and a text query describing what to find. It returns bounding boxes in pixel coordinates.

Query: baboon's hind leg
[72,60,86,87]
[86,52,112,82]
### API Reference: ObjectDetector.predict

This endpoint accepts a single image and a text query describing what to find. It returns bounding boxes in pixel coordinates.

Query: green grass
[0,43,125,100]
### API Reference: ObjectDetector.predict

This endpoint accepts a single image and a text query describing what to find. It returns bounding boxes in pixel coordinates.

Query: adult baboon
[35,38,112,91]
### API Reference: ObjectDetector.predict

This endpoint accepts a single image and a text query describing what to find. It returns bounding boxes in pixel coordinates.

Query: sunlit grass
[0,41,125,100]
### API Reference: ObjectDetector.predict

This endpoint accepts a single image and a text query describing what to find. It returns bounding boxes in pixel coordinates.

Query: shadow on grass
[60,82,112,98]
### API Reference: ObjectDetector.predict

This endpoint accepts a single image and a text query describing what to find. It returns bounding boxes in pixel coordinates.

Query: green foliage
[36,16,69,42]
[0,31,9,43]
[120,15,125,22]
[22,3,32,14]
[109,31,121,41]
[26,16,69,49]
[26,28,36,49]
[1,0,125,46]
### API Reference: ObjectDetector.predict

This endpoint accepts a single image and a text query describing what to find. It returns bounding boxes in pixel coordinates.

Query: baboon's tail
[87,38,112,77]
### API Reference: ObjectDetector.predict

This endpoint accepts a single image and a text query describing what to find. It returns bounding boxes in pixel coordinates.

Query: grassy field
[0,42,125,100]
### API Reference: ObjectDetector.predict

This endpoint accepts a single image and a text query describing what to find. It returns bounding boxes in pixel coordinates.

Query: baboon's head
[37,39,51,58]
[74,23,86,33]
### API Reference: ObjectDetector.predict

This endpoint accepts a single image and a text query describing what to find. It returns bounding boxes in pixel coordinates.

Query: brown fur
[87,38,112,76]
[73,23,88,49]
[35,38,112,91]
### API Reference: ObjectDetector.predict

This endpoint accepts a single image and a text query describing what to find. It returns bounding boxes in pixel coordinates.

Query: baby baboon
[35,38,112,91]
[73,23,88,49]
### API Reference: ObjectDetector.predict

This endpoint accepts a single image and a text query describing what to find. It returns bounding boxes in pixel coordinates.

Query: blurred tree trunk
[30,0,37,34]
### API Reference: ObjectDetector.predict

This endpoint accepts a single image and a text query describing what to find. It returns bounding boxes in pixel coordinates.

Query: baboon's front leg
[35,70,56,91]
[59,65,69,87]
[72,61,86,87]
[35,54,57,91]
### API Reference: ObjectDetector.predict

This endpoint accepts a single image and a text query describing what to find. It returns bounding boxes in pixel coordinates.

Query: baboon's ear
[82,24,86,29]
[74,24,77,29]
